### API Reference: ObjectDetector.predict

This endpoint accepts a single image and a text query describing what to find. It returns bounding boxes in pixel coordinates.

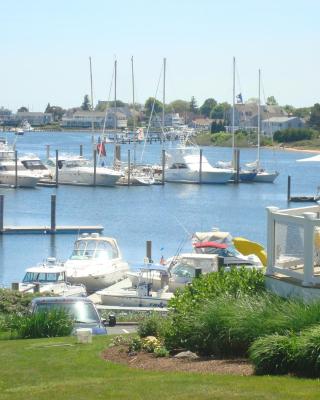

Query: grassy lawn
[0,336,319,400]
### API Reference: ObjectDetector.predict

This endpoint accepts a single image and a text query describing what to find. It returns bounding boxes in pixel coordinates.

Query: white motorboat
[96,265,174,307]
[19,154,52,179]
[19,257,87,297]
[165,145,234,184]
[192,229,264,268]
[64,233,130,292]
[0,139,40,187]
[126,253,219,293]
[117,166,155,186]
[46,155,123,186]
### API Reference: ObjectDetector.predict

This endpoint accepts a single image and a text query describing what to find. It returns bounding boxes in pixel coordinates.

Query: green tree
[283,104,295,115]
[189,96,198,113]
[44,104,65,121]
[211,120,226,133]
[95,100,126,111]
[309,103,320,130]
[81,95,91,111]
[210,102,231,120]
[266,96,278,106]
[167,99,189,114]
[17,106,28,112]
[200,98,217,117]
[144,97,163,115]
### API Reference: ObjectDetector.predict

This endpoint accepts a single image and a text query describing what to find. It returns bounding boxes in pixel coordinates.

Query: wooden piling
[146,240,152,263]
[236,149,240,183]
[80,144,83,157]
[199,149,203,184]
[162,149,166,185]
[55,150,59,187]
[0,195,4,233]
[14,150,18,188]
[93,149,97,186]
[127,149,131,186]
[114,144,121,165]
[287,175,291,202]
[46,144,50,160]
[51,194,56,232]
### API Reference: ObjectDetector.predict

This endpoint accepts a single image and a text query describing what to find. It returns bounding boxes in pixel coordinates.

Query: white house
[261,116,305,137]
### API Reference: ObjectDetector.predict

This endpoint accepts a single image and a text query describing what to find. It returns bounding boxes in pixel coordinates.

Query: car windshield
[70,240,117,260]
[34,301,100,324]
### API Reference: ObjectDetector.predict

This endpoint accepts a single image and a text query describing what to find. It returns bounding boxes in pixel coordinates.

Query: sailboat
[250,69,279,183]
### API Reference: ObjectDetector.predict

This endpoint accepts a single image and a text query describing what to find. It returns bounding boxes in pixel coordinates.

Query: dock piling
[127,149,131,186]
[55,150,59,187]
[51,194,56,232]
[14,150,18,188]
[0,195,4,232]
[162,149,166,185]
[199,149,203,184]
[80,144,83,157]
[146,240,152,263]
[287,175,291,202]
[114,144,121,167]
[93,149,97,186]
[46,145,50,160]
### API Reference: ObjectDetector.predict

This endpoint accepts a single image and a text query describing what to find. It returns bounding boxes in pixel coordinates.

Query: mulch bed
[103,345,253,375]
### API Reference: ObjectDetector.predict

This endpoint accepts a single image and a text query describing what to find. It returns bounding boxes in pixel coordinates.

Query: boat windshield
[70,240,118,260]
[171,263,195,278]
[195,245,241,257]
[21,160,47,170]
[23,272,65,283]
[34,301,100,324]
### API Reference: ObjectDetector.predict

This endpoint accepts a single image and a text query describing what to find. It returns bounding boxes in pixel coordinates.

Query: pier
[0,194,103,234]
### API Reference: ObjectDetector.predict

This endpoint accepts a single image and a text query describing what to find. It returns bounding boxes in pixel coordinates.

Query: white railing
[267,205,320,286]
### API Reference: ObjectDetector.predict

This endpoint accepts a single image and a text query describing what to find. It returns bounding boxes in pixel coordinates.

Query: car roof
[31,296,93,304]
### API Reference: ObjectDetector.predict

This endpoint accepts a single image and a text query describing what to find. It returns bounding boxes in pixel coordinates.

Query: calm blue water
[1,131,319,286]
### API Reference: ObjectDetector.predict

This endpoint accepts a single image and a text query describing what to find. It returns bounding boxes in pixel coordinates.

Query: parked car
[30,296,107,335]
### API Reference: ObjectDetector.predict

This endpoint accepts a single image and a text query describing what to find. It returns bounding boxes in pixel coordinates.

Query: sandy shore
[276,146,320,154]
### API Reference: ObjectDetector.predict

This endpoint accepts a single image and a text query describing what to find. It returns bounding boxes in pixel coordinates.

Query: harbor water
[1,131,320,286]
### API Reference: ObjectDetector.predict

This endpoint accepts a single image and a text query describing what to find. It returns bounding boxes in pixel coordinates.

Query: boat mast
[232,56,235,149]
[162,57,166,142]
[114,59,117,131]
[257,68,261,167]
[89,56,94,134]
[131,56,136,165]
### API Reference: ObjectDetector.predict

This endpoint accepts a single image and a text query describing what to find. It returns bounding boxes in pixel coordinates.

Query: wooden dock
[0,225,104,234]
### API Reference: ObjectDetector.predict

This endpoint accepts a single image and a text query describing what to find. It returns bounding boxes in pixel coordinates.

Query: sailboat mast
[162,57,166,138]
[131,56,136,165]
[89,56,94,134]
[114,59,117,130]
[257,69,261,166]
[232,56,235,149]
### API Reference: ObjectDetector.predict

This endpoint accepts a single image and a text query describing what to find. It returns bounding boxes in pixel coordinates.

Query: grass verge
[0,336,320,400]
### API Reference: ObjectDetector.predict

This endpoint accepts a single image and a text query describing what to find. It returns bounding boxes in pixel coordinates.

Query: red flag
[97,142,106,156]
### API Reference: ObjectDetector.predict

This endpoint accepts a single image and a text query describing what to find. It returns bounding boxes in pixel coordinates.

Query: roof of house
[262,116,301,123]
[193,118,213,125]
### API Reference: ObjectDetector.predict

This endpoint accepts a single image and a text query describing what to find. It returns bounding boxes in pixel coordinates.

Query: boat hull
[253,171,279,183]
[99,290,171,308]
[0,172,39,188]
[165,169,233,184]
[52,168,121,186]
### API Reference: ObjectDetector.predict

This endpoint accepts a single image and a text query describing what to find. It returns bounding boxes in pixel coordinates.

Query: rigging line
[140,64,163,163]
[97,66,115,165]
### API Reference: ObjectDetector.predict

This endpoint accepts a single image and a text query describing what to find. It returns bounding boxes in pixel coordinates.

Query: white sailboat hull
[98,290,171,308]
[253,171,279,183]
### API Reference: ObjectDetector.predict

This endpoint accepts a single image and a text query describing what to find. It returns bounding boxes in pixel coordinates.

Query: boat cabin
[23,267,67,284]
[70,233,120,261]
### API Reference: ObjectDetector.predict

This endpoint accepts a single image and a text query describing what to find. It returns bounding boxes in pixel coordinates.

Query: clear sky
[1,0,319,112]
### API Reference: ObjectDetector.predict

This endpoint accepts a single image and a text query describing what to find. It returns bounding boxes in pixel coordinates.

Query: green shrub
[128,336,142,353]
[169,268,265,315]
[12,310,73,339]
[294,325,320,377]
[138,312,166,338]
[274,128,318,143]
[154,346,169,357]
[249,334,297,375]
[164,293,320,357]
[0,289,35,315]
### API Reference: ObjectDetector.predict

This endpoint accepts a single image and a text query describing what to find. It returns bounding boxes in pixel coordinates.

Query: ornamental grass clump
[13,310,73,339]
[294,325,320,377]
[137,312,166,338]
[249,334,297,375]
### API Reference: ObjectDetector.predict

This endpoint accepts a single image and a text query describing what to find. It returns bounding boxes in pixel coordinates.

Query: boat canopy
[193,241,228,249]
[70,238,119,260]
[192,231,231,243]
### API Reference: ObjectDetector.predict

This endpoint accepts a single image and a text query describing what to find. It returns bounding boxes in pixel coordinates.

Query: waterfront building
[261,116,305,137]
[61,110,127,129]
[192,118,213,132]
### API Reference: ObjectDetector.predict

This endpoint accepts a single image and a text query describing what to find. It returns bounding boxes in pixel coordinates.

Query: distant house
[192,118,213,131]
[261,116,305,137]
[61,110,127,129]
[227,103,288,132]
[15,112,53,126]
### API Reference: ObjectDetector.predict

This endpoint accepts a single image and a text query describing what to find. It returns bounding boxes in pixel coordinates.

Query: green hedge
[274,128,318,143]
